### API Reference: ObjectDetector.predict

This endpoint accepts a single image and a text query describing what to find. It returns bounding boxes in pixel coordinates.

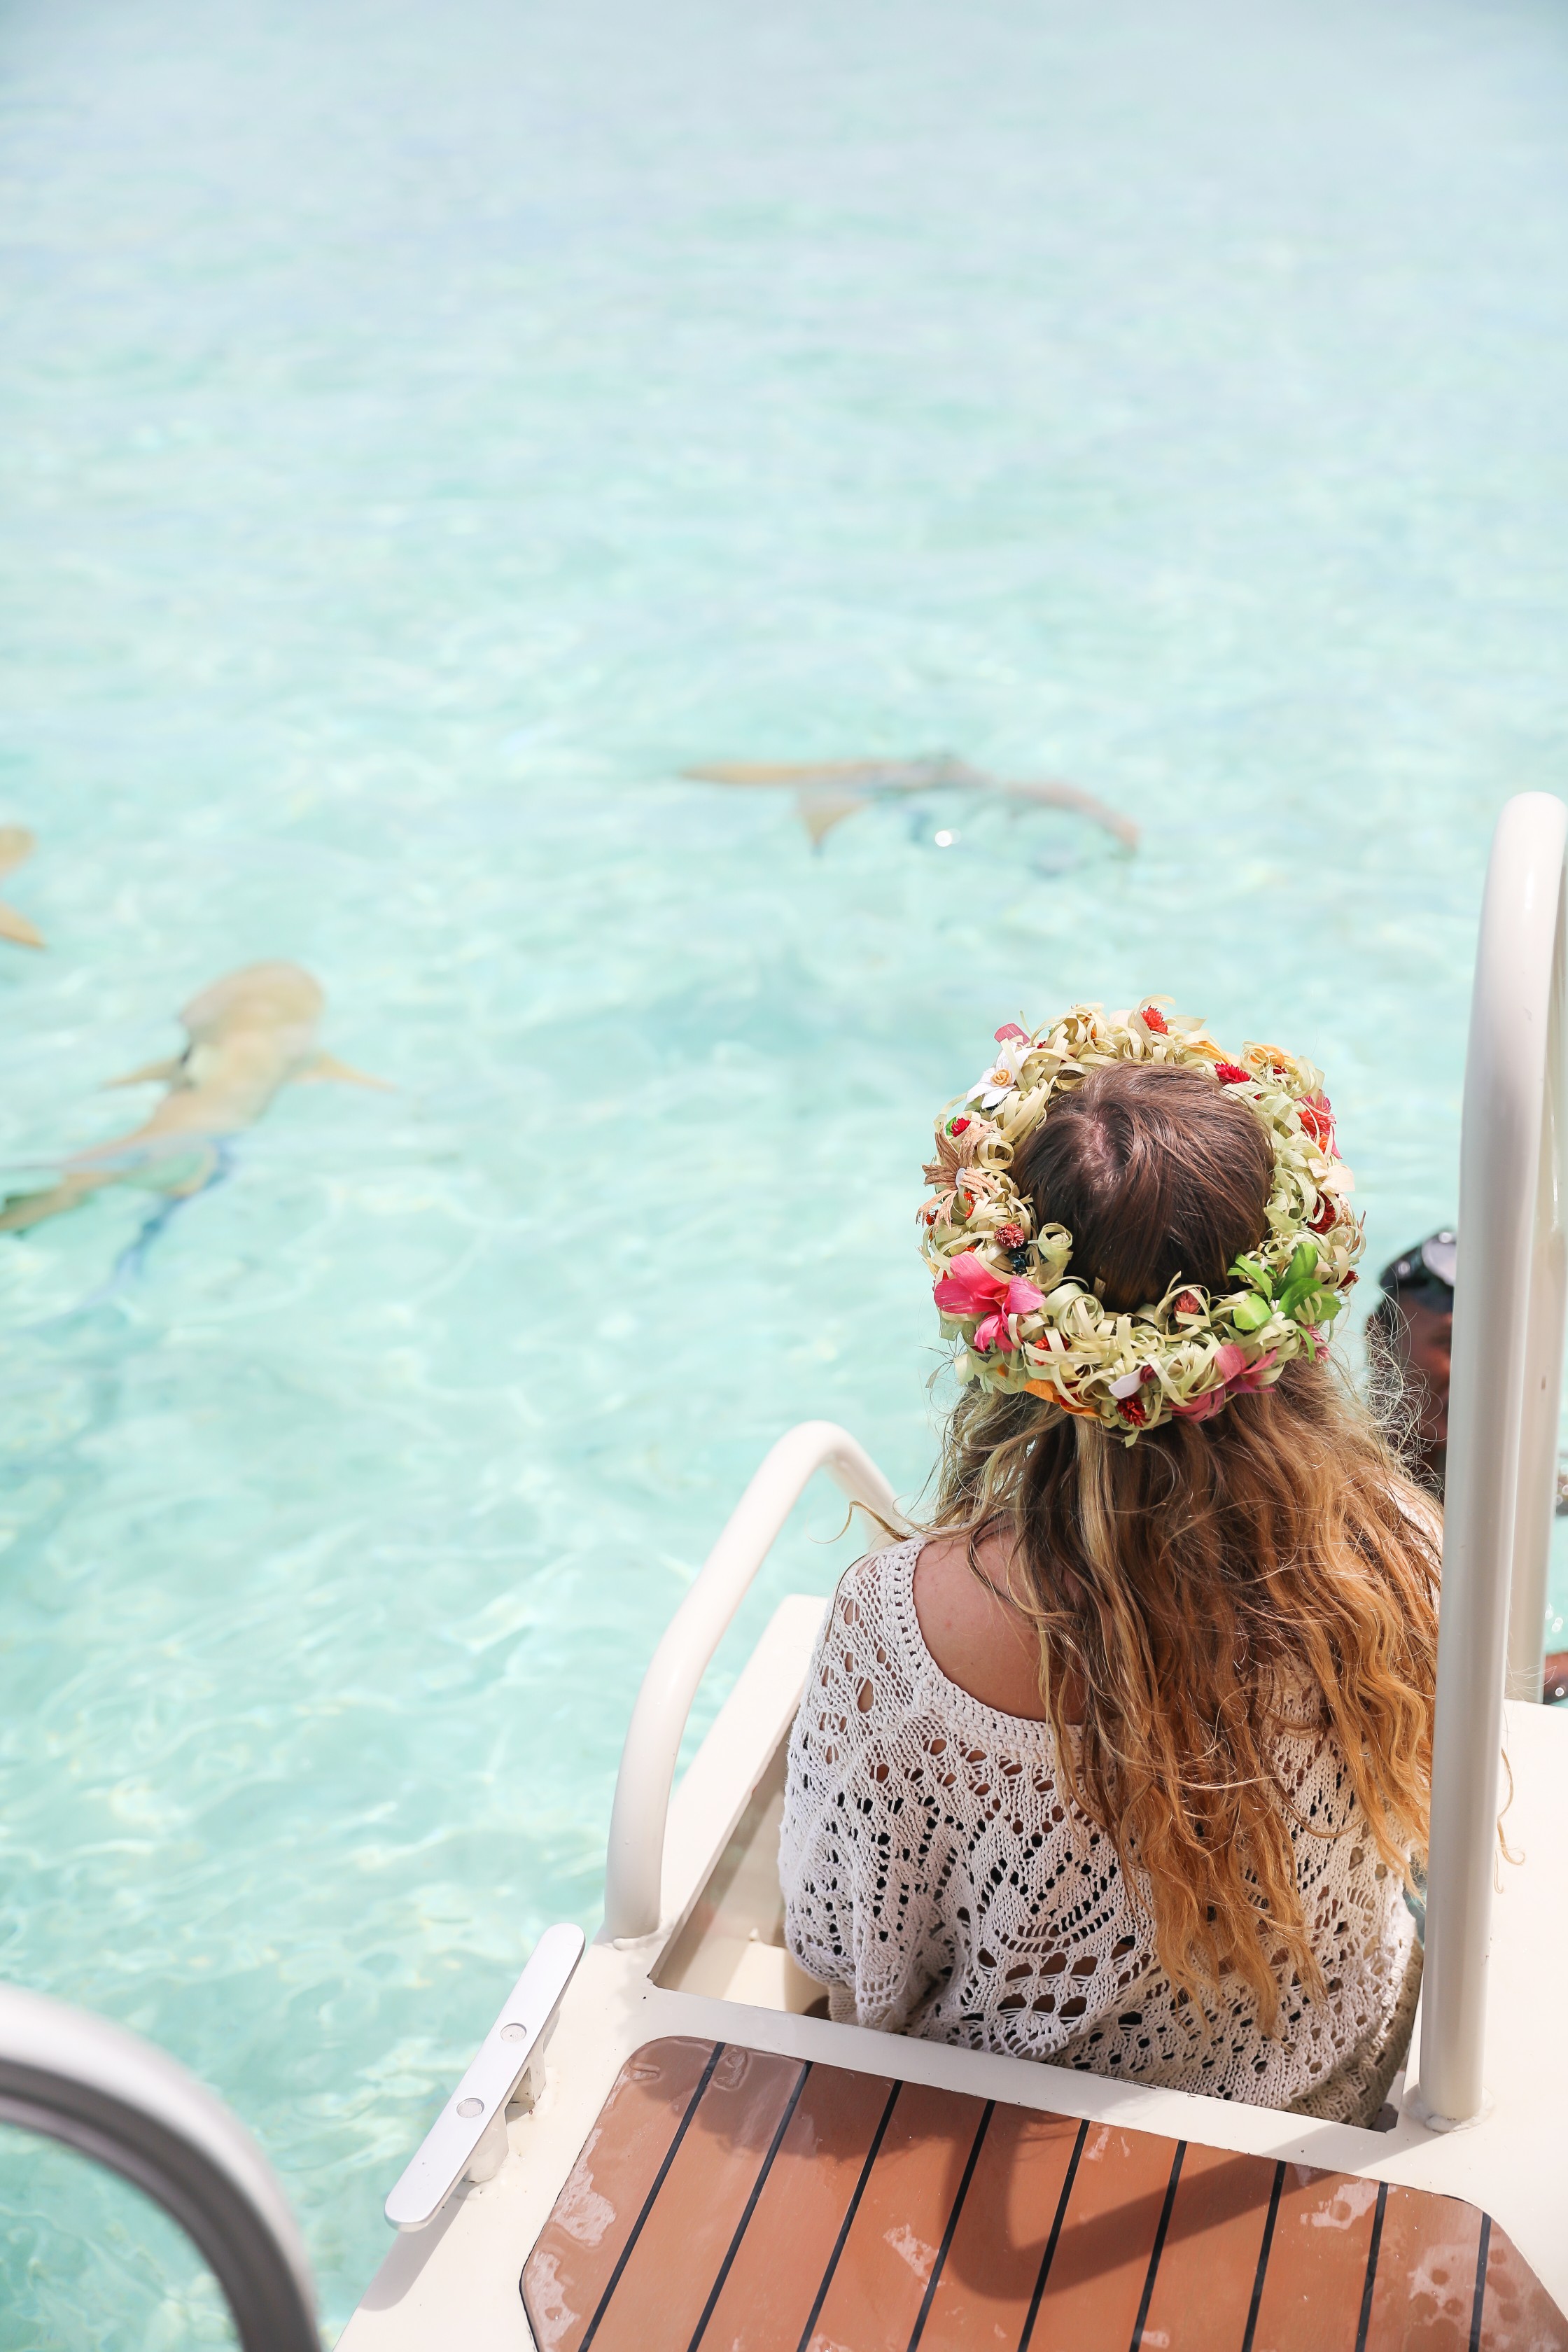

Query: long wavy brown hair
[927,1061,1439,2023]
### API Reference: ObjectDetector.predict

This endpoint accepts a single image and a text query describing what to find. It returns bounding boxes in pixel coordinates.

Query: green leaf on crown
[1228,1253,1274,1298]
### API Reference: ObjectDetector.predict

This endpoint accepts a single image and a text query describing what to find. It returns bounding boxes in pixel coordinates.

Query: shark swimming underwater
[0,828,45,948]
[0,960,383,1234]
[683,755,1140,853]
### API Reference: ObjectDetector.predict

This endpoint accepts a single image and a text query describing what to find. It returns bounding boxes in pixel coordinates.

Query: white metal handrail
[0,1981,317,2351]
[1419,790,1568,2128]
[602,1420,904,1942]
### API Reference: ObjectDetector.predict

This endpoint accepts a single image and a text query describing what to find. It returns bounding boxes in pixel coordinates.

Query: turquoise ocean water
[3,0,1568,2337]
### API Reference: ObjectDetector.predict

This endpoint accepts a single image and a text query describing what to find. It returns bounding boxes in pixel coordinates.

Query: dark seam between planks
[685,2060,811,2352]
[906,2099,996,2352]
[1238,2161,1287,2352]
[1016,2116,1091,2352]
[792,2078,903,2352]
[1352,2181,1389,2352]
[1128,2140,1186,2352]
[577,2040,727,2352]
[1469,2213,1492,2352]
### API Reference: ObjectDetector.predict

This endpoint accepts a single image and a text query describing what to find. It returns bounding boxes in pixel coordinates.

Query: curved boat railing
[0,1980,318,2351]
[1418,789,1568,2128]
[602,1419,904,1943]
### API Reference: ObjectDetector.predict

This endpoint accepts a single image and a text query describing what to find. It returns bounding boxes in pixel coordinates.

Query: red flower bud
[1214,1063,1249,1086]
[1140,1005,1168,1035]
[1308,1195,1336,1234]
[1119,1396,1148,1426]
[996,1223,1027,1250]
[1175,1290,1202,1316]
[949,1116,971,1135]
[1298,1094,1334,1149]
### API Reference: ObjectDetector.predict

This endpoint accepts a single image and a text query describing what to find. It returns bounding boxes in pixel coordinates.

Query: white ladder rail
[1418,789,1568,2128]
[601,1420,904,1944]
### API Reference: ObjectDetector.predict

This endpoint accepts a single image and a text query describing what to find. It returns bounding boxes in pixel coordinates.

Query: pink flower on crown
[932,1252,1045,1354]
[1170,1345,1278,1421]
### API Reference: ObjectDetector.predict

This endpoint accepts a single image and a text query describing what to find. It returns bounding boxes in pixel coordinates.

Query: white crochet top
[779,1539,1420,2126]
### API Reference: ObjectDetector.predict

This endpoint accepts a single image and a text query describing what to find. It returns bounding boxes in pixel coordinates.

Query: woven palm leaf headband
[920,1001,1363,1441]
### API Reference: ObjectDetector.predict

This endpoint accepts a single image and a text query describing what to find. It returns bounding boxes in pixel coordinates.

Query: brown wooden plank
[805,2080,990,2352]
[1247,2164,1380,2352]
[522,2036,720,2352]
[693,2064,897,2352]
[526,2044,1568,2352]
[1360,2183,1482,2352]
[1134,2141,1280,2352]
[586,2045,804,2352]
[1480,2220,1568,2352]
[1026,2118,1181,2352]
[913,2104,1085,2350]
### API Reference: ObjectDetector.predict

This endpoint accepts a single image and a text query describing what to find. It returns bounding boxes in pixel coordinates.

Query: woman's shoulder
[811,1539,927,1705]
[830,1536,923,1637]
[822,1532,1062,1735]
[911,1530,1056,1723]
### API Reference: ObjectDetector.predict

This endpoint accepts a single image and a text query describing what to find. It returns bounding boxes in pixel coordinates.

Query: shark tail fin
[104,1057,183,1088]
[1000,780,1141,851]
[0,899,44,949]
[296,1051,392,1089]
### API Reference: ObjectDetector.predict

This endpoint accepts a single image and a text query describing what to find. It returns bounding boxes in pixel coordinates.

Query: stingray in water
[0,828,45,948]
[0,960,384,1236]
[684,754,1140,853]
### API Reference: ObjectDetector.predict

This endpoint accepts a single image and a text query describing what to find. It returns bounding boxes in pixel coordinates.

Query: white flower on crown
[968,1024,1032,1110]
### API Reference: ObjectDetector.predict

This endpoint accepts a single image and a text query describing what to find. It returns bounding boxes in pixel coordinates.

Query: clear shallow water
[3,0,1568,2337]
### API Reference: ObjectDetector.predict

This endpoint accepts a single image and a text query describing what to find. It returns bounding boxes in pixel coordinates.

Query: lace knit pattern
[780,1541,1419,2126]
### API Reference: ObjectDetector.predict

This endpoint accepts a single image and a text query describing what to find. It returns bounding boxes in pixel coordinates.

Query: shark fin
[0,827,35,878]
[794,790,865,848]
[0,898,43,949]
[104,1058,183,1088]
[295,1051,391,1089]
[0,1172,106,1233]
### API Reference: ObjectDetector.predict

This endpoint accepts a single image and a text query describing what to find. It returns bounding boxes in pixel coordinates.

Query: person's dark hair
[1368,1231,1456,1336]
[927,1058,1438,2026]
[1014,1060,1273,1308]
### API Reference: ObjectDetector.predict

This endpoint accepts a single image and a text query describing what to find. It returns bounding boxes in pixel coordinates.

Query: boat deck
[343,1618,1568,2351]
[523,2036,1566,2352]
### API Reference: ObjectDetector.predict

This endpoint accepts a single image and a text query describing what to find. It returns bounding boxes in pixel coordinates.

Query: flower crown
[920,1001,1363,1441]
